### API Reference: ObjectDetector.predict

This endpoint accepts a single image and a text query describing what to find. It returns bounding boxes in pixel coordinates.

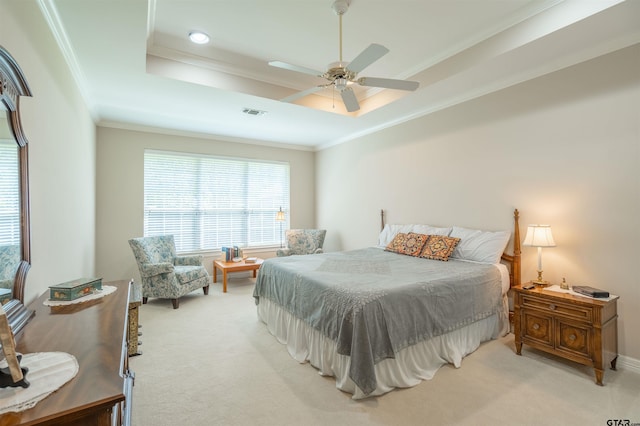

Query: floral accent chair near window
[0,244,20,292]
[276,229,327,257]
[128,235,210,309]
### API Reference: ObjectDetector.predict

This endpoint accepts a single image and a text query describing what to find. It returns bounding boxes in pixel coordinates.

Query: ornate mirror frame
[0,45,34,333]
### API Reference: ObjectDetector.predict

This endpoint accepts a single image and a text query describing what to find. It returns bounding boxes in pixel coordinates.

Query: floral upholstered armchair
[0,244,20,292]
[276,229,327,257]
[128,235,210,309]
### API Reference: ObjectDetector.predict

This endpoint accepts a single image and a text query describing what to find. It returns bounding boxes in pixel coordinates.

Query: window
[144,149,289,252]
[0,138,20,246]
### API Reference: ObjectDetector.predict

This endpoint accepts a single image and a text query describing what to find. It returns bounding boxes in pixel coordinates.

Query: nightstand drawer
[521,294,593,323]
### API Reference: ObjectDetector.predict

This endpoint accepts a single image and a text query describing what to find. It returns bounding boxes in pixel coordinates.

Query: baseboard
[618,354,640,374]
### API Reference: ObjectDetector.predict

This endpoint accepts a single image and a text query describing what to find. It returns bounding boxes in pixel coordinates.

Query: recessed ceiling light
[188,31,210,44]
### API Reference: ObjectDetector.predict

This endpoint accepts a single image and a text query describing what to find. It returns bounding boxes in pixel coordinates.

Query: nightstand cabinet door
[556,321,591,359]
[522,311,553,348]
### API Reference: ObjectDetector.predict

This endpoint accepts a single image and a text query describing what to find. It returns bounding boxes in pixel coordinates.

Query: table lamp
[522,224,556,285]
[276,207,286,248]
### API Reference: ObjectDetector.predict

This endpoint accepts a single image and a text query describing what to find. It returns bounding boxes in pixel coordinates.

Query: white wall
[316,45,640,362]
[4,0,638,367]
[95,127,315,283]
[1,0,96,304]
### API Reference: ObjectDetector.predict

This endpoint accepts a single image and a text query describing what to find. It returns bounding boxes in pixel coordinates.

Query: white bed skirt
[257,296,509,399]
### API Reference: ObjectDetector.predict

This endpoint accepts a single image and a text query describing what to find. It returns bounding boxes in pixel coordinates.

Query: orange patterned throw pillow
[385,232,428,256]
[419,235,461,261]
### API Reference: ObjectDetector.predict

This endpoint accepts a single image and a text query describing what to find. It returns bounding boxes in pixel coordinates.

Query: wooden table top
[214,258,263,270]
[0,280,129,425]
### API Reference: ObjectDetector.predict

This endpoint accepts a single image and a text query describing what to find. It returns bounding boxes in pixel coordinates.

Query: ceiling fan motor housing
[325,62,356,87]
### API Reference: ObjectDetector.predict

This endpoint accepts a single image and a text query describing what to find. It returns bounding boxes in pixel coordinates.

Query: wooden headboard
[379,208,521,289]
[502,209,522,289]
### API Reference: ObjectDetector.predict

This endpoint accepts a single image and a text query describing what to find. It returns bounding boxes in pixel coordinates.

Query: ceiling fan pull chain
[332,86,336,109]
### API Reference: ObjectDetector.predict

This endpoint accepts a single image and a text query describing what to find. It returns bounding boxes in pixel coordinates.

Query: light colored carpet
[130,276,640,426]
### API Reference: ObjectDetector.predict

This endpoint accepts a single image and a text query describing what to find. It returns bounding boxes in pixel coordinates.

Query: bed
[253,209,521,399]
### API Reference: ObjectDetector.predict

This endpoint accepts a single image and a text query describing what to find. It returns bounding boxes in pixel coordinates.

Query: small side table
[513,282,618,385]
[213,258,264,292]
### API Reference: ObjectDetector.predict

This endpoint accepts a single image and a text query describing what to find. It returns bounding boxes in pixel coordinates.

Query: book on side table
[572,285,610,298]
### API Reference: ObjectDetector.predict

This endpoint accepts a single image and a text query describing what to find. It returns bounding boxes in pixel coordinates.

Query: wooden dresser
[513,283,618,385]
[0,280,134,425]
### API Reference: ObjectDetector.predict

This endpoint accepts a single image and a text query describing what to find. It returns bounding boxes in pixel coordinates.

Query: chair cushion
[175,265,209,285]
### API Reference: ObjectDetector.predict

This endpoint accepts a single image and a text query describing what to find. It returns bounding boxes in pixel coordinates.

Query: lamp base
[532,279,551,287]
[532,270,550,286]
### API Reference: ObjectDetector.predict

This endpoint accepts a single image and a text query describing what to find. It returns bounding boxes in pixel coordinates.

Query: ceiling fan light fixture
[335,78,348,91]
[188,31,210,44]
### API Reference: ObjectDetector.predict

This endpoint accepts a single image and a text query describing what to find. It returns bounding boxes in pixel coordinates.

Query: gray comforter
[253,247,503,395]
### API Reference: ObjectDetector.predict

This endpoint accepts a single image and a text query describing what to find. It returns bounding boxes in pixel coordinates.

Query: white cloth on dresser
[0,351,78,414]
[43,284,117,306]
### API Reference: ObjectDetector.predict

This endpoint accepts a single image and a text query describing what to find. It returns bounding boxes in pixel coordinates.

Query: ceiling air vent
[242,108,267,116]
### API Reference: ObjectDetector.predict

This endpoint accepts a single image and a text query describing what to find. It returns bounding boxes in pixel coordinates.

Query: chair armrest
[174,255,203,266]
[141,262,174,277]
[276,248,292,257]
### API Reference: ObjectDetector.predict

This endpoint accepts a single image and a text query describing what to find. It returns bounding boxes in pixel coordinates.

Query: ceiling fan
[269,0,419,112]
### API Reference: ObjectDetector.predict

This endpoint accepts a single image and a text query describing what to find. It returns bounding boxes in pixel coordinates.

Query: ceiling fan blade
[357,77,419,91]
[340,87,360,112]
[280,86,324,103]
[269,61,323,77]
[346,43,389,73]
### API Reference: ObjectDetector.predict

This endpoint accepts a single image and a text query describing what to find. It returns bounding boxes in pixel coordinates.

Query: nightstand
[513,282,618,385]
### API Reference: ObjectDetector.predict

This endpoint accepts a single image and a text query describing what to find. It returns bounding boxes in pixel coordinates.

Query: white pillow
[450,226,511,264]
[410,224,452,237]
[378,224,452,247]
[378,224,413,247]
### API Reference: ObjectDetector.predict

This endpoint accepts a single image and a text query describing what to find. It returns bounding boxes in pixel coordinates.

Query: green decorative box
[49,277,103,301]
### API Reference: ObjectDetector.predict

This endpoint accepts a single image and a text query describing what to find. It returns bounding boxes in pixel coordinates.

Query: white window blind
[0,138,20,246]
[144,149,290,252]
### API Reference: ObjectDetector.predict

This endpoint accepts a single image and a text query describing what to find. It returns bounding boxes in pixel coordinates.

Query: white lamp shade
[522,225,556,247]
[275,210,285,222]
